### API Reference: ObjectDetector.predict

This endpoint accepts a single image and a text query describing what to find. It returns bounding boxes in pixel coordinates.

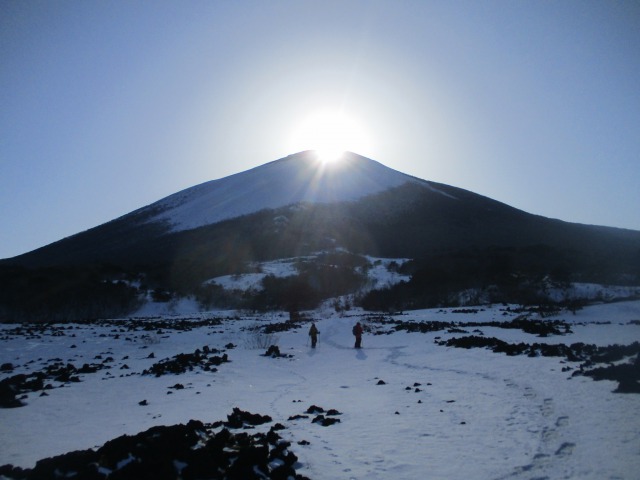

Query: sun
[288,110,371,163]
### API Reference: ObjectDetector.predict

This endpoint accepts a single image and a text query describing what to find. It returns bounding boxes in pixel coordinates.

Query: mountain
[146,150,434,233]
[0,151,459,269]
[5,150,639,268]
[2,151,639,319]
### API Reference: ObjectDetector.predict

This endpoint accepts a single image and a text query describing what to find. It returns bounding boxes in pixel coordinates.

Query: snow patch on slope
[206,254,410,293]
[208,259,300,292]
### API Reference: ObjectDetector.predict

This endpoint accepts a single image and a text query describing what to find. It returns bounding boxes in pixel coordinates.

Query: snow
[546,282,640,302]
[208,258,300,291]
[1,301,639,479]
[131,296,202,317]
[206,254,411,293]
[362,256,411,290]
[144,151,447,232]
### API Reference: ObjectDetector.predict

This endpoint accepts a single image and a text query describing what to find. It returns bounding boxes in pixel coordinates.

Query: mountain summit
[141,151,448,233]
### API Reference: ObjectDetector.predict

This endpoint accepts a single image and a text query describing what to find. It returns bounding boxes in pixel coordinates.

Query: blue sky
[1,1,639,259]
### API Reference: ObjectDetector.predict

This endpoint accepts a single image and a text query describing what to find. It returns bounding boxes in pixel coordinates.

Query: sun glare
[288,110,371,163]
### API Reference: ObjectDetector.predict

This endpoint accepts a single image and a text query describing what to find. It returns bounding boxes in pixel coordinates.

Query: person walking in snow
[353,322,363,349]
[309,323,319,348]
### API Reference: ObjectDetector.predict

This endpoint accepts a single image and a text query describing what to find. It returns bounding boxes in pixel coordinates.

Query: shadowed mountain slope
[3,152,640,286]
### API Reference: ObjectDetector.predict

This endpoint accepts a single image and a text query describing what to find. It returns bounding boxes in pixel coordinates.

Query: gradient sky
[2,1,639,259]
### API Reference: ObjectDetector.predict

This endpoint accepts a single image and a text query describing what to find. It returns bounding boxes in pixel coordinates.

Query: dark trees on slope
[0,265,141,323]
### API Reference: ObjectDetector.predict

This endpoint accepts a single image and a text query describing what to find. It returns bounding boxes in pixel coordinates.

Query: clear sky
[2,1,639,259]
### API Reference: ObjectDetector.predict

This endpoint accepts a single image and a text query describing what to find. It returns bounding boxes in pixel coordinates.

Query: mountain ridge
[141,151,444,233]
[3,151,640,270]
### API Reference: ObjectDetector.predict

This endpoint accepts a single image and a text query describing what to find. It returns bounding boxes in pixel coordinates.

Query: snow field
[1,302,639,479]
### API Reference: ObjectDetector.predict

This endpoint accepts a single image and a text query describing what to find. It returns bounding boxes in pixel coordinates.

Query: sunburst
[288,110,371,163]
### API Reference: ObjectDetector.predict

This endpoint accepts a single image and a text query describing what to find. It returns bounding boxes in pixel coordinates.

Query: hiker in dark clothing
[309,323,319,348]
[353,322,363,349]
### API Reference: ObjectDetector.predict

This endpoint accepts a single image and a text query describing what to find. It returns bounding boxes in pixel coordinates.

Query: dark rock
[312,415,341,427]
[226,407,272,429]
[288,414,309,421]
[142,348,229,377]
[0,363,14,372]
[264,345,281,357]
[0,412,307,480]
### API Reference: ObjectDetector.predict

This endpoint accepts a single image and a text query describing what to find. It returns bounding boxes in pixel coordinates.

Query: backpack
[352,325,358,336]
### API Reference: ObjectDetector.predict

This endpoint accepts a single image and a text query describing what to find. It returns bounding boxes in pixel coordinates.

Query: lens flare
[288,110,371,163]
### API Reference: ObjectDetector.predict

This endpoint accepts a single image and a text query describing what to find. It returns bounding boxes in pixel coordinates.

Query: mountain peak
[144,151,426,232]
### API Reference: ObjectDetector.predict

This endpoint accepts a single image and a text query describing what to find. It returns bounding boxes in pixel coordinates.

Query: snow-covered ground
[1,300,639,479]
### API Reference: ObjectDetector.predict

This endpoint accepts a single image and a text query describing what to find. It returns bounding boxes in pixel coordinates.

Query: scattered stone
[0,412,309,480]
[143,348,229,377]
[312,415,340,427]
[380,317,572,336]
[225,407,272,429]
[288,415,309,421]
[377,380,386,385]
[138,400,148,406]
[262,345,293,359]
[264,345,281,357]
[0,363,14,372]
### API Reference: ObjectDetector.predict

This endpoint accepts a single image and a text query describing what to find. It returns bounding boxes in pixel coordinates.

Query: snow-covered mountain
[143,151,449,232]
[4,150,640,274]
[2,150,639,322]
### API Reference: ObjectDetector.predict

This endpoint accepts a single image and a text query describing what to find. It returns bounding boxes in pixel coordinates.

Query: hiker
[309,323,319,348]
[353,322,363,349]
